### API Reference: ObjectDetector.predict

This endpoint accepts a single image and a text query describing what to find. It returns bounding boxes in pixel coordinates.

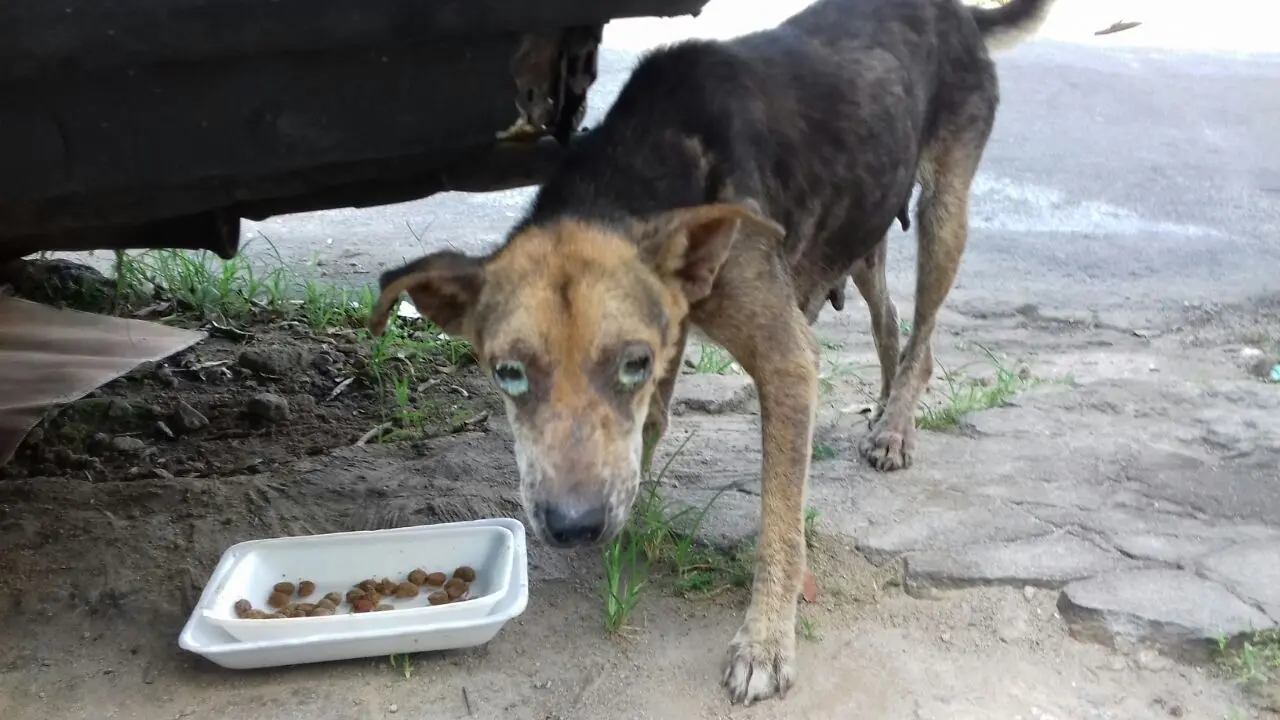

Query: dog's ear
[636,202,785,303]
[368,251,485,337]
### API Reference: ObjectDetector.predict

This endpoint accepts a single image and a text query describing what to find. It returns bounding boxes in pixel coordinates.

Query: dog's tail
[969,0,1056,53]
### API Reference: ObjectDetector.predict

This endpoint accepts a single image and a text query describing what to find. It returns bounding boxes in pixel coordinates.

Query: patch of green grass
[804,506,821,549]
[101,245,480,442]
[388,652,416,679]
[1216,629,1280,687]
[600,432,697,633]
[916,345,1035,430]
[600,431,776,631]
[797,615,821,642]
[899,318,913,336]
[811,442,837,462]
[691,343,737,375]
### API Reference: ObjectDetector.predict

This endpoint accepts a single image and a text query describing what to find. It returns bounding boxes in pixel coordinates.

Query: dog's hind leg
[860,100,995,471]
[849,237,900,422]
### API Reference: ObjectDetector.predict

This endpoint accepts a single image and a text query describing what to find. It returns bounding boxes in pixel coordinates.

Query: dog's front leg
[642,319,689,473]
[697,275,817,705]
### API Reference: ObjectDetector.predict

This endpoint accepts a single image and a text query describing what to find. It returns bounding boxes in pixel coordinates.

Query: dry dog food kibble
[444,578,468,600]
[238,563,484,621]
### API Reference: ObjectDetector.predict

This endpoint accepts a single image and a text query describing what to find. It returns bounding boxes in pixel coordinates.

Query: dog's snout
[539,502,608,547]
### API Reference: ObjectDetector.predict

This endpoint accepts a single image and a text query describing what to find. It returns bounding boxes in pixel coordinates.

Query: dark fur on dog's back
[519,0,1045,310]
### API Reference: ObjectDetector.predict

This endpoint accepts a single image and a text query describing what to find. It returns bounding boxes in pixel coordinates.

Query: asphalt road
[242,0,1280,319]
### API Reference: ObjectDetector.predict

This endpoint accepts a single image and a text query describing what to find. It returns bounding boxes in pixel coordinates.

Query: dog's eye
[493,361,530,397]
[617,349,652,390]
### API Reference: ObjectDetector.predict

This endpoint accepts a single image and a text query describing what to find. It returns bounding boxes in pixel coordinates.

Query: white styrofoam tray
[178,517,528,668]
[199,522,516,643]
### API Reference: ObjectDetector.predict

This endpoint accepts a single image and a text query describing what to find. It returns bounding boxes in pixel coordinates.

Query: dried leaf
[801,570,818,604]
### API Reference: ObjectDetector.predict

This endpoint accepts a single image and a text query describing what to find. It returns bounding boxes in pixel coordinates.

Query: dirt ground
[1,252,1278,720]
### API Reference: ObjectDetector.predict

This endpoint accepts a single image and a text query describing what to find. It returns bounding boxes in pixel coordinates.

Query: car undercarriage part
[0,0,706,260]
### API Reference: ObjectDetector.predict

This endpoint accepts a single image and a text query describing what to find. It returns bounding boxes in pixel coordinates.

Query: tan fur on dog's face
[369,204,784,548]
[469,221,684,547]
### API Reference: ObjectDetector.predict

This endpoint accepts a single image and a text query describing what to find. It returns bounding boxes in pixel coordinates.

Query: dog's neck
[514,128,714,238]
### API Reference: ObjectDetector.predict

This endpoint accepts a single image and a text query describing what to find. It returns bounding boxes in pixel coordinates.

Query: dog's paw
[859,419,915,471]
[721,625,798,705]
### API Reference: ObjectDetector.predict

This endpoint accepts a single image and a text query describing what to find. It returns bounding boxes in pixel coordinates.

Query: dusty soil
[0,260,498,485]
[1,258,1279,719]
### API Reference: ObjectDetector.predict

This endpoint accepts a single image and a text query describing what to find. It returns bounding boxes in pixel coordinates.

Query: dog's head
[369,203,783,549]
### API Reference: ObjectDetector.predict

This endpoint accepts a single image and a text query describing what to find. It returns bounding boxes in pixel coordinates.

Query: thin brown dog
[369,0,1054,706]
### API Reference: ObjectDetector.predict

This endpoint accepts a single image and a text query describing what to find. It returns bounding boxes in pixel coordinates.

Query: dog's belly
[781,186,911,323]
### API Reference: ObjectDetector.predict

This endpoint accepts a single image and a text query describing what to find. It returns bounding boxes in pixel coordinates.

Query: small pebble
[168,401,209,434]
[1136,649,1171,671]
[245,393,291,423]
[108,436,148,454]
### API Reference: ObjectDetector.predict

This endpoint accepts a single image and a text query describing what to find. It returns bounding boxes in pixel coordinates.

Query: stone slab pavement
[654,321,1280,665]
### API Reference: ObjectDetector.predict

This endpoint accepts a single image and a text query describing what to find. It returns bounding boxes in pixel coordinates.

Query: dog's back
[523,0,1051,290]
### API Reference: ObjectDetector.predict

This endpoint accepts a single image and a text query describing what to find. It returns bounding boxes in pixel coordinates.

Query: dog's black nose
[540,503,607,546]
